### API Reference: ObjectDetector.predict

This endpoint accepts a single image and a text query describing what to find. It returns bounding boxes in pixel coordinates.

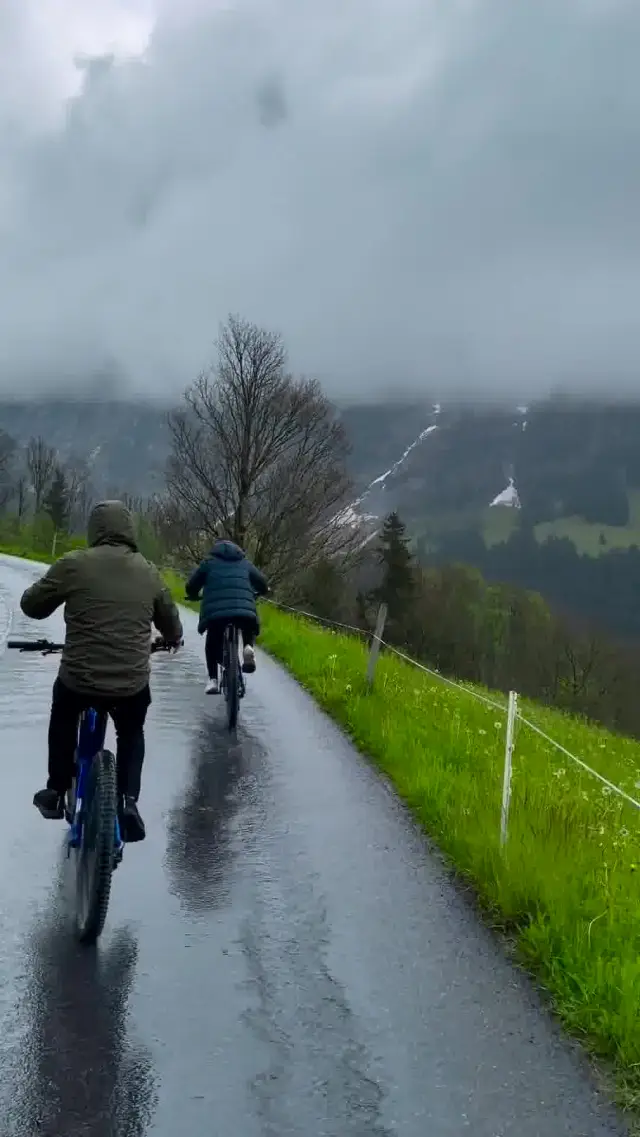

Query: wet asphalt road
[0,553,628,1137]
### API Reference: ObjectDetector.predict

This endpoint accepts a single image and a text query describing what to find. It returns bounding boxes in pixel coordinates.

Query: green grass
[0,543,59,564]
[535,513,640,556]
[0,535,85,563]
[8,553,640,1114]
[482,506,521,547]
[483,489,640,557]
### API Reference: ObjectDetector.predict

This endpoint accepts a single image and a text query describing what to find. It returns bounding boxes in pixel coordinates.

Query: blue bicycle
[8,635,175,944]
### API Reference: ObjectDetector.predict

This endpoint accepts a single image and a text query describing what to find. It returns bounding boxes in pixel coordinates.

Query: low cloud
[0,0,639,402]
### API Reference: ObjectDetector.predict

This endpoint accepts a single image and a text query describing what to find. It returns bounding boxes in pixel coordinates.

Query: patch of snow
[357,529,379,550]
[333,503,378,530]
[366,424,438,494]
[369,467,393,489]
[334,421,439,534]
[490,477,521,509]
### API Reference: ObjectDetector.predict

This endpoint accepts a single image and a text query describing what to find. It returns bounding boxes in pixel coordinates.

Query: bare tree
[43,464,71,533]
[166,315,354,584]
[64,455,94,531]
[26,436,57,513]
[15,473,29,523]
[0,430,16,511]
[152,493,203,567]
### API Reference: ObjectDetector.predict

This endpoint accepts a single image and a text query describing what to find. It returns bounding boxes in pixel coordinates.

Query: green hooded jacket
[20,500,183,696]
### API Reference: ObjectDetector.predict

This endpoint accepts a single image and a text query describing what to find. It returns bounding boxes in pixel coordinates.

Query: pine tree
[371,511,417,641]
[44,465,70,533]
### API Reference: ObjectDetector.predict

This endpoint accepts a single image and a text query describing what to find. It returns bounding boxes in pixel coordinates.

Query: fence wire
[265,595,638,828]
[265,597,507,713]
[517,712,640,811]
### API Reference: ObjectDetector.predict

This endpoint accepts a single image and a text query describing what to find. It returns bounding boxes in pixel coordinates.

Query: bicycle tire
[226,628,240,732]
[75,748,117,944]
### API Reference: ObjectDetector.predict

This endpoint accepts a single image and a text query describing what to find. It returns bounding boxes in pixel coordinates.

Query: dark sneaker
[33,787,64,820]
[119,797,146,843]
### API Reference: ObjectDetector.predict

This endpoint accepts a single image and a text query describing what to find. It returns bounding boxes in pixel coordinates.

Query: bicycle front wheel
[75,749,117,944]
[225,630,240,732]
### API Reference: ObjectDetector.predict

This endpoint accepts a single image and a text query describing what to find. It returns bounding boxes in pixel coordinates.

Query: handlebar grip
[151,637,184,652]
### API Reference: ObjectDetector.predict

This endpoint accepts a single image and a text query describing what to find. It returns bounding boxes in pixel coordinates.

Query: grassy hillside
[419,499,640,558]
[533,489,640,556]
[480,489,640,556]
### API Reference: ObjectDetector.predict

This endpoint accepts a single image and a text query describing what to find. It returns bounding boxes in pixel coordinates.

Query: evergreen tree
[371,511,417,641]
[44,465,70,533]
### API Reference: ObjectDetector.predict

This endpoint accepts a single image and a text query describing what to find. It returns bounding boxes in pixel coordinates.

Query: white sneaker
[242,645,256,674]
[205,677,219,695]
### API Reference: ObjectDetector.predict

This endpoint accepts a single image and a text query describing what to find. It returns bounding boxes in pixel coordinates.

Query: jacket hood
[211,539,244,562]
[87,500,138,550]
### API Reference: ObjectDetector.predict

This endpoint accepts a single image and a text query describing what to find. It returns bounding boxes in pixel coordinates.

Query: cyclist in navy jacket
[186,540,269,693]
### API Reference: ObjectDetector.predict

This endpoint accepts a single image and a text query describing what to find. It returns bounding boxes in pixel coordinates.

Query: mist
[1,0,640,403]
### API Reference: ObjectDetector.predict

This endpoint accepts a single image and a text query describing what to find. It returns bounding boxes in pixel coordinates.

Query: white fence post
[366,603,388,689]
[500,690,518,848]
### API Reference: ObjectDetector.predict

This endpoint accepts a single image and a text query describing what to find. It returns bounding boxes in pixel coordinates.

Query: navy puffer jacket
[185,540,268,635]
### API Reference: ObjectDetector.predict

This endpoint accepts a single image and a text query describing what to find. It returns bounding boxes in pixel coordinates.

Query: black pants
[47,677,151,800]
[205,618,257,679]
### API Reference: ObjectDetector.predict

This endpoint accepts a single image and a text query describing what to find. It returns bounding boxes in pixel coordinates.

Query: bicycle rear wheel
[75,749,117,944]
[225,628,240,732]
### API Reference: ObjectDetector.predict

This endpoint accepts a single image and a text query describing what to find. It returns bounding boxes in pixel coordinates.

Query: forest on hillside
[432,524,640,642]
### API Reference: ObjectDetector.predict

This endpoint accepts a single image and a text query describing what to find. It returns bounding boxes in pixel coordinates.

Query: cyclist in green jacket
[20,500,183,842]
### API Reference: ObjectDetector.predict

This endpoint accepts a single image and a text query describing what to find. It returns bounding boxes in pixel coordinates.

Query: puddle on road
[164,710,266,917]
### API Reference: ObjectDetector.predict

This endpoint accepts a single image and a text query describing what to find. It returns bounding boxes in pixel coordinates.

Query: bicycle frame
[68,708,123,854]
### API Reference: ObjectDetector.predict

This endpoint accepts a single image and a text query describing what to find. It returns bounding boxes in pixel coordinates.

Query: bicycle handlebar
[7,636,183,655]
[7,638,64,654]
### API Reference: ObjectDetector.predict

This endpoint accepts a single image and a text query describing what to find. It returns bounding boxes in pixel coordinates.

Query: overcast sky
[0,0,638,402]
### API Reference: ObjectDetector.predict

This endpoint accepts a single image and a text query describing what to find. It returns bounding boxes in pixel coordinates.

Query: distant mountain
[3,389,638,641]
[0,398,171,496]
[339,397,640,553]
[3,393,640,562]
